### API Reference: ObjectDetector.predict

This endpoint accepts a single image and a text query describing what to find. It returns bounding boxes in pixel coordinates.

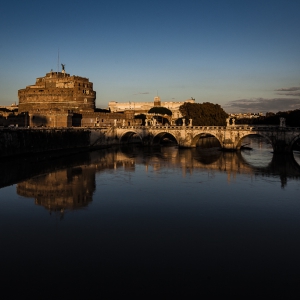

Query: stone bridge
[100,124,300,153]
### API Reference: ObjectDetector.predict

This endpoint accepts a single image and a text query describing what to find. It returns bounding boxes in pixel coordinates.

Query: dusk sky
[1,0,300,113]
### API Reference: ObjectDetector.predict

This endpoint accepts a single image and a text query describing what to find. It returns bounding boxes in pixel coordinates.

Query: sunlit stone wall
[18,71,96,114]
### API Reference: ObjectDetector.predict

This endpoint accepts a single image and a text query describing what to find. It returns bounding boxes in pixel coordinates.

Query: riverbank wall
[0,128,116,159]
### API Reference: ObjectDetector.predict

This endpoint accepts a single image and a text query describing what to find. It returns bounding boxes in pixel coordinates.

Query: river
[0,136,300,297]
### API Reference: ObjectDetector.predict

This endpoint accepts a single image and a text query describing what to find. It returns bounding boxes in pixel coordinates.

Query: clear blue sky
[1,0,300,113]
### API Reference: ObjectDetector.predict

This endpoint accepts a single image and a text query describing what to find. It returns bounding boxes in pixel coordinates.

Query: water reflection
[17,167,95,214]
[0,141,298,213]
[1,142,300,298]
[294,150,300,165]
[12,150,136,213]
[240,135,273,168]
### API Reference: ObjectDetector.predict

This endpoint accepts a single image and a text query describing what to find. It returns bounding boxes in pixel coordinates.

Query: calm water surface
[1,137,300,297]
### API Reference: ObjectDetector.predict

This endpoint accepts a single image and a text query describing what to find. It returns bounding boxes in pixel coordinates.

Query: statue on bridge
[280,117,286,127]
[226,117,235,127]
[226,117,230,127]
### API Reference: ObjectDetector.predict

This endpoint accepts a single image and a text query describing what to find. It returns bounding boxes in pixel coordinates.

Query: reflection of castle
[17,167,96,213]
[15,150,136,213]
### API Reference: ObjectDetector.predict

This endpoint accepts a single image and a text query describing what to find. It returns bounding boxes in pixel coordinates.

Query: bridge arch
[114,125,300,153]
[289,134,300,151]
[190,132,222,148]
[119,130,143,144]
[152,132,179,145]
[236,133,274,151]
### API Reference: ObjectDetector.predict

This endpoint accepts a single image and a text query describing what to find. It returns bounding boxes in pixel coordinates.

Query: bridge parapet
[2,125,300,154]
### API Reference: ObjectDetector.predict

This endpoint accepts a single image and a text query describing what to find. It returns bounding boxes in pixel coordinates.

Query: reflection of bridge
[103,125,300,153]
[2,145,299,213]
[124,146,300,188]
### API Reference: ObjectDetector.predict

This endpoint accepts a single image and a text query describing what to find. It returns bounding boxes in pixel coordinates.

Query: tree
[94,108,111,113]
[134,114,146,125]
[179,102,228,126]
[148,107,172,116]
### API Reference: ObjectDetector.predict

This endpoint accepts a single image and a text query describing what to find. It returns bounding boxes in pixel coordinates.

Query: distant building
[229,112,264,119]
[154,96,161,107]
[109,97,196,120]
[0,104,27,127]
[0,103,18,111]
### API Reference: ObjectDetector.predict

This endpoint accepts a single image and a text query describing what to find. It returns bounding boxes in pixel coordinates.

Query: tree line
[235,109,300,127]
[136,102,300,127]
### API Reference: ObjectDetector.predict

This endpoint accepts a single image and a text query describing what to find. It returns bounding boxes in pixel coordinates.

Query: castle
[18,67,96,114]
[17,66,140,127]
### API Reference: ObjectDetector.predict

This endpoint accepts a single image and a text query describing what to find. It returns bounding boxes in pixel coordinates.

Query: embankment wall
[0,128,107,158]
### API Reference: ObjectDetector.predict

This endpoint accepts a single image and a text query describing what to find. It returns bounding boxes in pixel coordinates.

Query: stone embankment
[0,128,113,158]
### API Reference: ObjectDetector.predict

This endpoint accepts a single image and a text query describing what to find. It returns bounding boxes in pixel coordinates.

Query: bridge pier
[221,128,239,151]
[272,140,290,154]
[269,129,295,154]
[221,143,236,151]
